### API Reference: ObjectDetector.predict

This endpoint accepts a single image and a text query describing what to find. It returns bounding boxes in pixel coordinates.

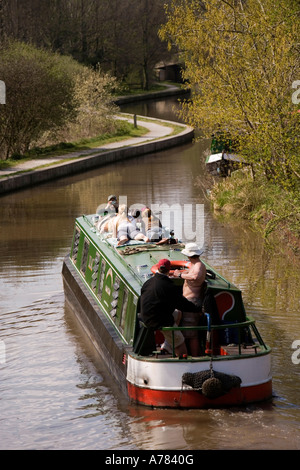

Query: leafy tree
[0,42,79,159]
[0,41,120,159]
[0,42,76,159]
[160,0,300,189]
[62,63,119,141]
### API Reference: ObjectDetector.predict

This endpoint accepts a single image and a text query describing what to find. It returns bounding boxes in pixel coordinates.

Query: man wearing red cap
[139,258,202,356]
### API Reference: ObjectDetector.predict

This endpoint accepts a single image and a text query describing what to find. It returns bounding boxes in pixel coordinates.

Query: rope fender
[182,370,242,399]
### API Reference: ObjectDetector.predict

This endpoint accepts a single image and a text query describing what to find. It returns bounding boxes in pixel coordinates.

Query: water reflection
[0,95,299,449]
[119,95,187,123]
[126,404,300,450]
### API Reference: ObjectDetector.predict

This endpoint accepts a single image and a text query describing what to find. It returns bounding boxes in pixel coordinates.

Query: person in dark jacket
[139,258,202,356]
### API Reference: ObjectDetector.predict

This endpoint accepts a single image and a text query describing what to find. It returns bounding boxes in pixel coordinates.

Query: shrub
[0,43,120,159]
[62,63,119,141]
[0,42,78,159]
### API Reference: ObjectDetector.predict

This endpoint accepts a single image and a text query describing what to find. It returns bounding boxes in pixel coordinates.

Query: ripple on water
[0,294,140,450]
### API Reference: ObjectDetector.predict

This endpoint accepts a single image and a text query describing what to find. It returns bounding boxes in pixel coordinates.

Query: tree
[0,42,78,159]
[133,0,173,89]
[160,0,300,189]
[0,41,120,159]
[63,63,119,140]
[0,0,174,89]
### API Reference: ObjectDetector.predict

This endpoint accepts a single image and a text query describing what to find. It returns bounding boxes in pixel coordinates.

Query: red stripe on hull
[127,380,272,408]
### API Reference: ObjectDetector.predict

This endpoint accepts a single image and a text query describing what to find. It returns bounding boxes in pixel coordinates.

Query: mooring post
[134,114,137,128]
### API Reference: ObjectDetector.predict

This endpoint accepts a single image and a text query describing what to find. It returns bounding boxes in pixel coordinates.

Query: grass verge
[208,168,300,258]
[0,120,148,171]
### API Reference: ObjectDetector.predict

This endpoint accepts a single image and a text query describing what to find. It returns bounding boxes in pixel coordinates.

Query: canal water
[0,96,299,450]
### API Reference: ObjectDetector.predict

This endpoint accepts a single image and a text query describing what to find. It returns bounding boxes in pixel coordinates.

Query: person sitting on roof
[156,229,179,245]
[95,211,115,233]
[105,195,119,214]
[128,208,142,224]
[141,207,163,242]
[112,204,149,246]
[94,195,118,233]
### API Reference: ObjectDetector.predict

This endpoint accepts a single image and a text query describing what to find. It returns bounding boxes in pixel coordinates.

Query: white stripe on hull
[127,354,272,391]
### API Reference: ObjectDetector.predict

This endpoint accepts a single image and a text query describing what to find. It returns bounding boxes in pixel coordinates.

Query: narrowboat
[62,213,272,408]
[205,132,248,177]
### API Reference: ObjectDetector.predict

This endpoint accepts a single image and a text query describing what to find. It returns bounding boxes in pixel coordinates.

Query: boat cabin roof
[76,214,240,296]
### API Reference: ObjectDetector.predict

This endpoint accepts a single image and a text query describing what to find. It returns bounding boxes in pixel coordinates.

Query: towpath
[0,115,175,178]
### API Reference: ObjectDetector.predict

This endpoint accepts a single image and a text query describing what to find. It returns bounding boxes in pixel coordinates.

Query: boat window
[113,277,120,291]
[119,288,129,333]
[91,253,100,292]
[97,259,106,300]
[72,228,80,262]
[110,300,118,321]
[110,276,120,322]
[80,238,89,275]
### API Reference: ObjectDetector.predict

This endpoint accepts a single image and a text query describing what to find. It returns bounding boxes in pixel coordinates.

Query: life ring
[151,260,191,276]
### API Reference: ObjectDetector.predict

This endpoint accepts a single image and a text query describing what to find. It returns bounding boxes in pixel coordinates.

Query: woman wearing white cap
[173,243,206,356]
